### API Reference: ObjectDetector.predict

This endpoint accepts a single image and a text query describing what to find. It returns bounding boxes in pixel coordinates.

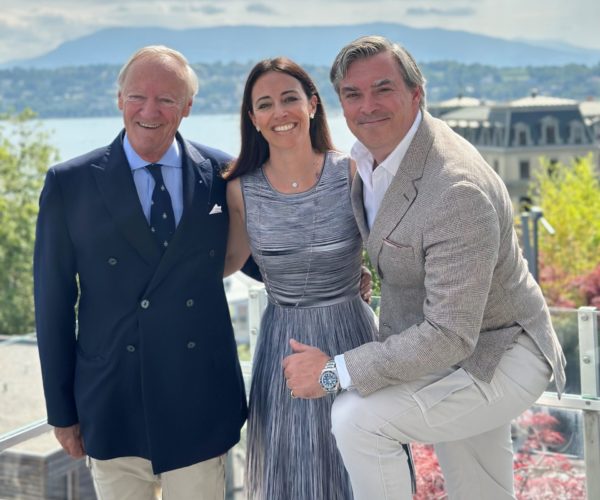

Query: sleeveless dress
[241,151,377,500]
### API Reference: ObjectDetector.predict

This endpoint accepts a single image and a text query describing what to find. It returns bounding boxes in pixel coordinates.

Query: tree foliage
[531,155,600,306]
[0,109,57,335]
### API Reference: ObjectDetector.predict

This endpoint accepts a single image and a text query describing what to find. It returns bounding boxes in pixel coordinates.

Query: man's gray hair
[330,35,426,110]
[117,45,199,98]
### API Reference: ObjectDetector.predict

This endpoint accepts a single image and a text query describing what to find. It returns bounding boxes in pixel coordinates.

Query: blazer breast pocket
[378,238,418,284]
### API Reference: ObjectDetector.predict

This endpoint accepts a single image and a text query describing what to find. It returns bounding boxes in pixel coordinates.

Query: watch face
[320,370,339,391]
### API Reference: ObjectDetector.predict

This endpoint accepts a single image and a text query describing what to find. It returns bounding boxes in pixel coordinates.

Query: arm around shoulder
[224,178,251,277]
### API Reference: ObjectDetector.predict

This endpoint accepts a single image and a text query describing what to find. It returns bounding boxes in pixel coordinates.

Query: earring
[310,112,315,119]
[256,126,261,132]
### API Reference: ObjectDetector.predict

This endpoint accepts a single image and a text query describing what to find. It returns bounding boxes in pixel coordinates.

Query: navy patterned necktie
[146,163,176,252]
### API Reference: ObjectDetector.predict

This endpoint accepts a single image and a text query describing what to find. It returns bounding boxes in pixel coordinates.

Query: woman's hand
[360,265,372,304]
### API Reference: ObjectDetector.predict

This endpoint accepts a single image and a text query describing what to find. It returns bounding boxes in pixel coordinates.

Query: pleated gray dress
[241,151,377,500]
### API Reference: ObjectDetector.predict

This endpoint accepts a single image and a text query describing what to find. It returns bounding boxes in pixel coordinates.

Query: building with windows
[581,99,600,144]
[430,93,599,203]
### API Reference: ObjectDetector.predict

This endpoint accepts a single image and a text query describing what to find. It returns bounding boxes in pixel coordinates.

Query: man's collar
[123,134,182,171]
[353,109,422,186]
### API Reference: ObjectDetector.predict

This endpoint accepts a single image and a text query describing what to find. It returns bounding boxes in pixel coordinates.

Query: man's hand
[54,424,85,458]
[360,265,372,304]
[282,339,330,399]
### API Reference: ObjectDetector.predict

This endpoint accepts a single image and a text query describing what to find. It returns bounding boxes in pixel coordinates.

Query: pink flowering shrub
[412,410,586,499]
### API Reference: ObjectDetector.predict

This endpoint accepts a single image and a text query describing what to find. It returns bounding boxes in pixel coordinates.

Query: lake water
[40,112,358,163]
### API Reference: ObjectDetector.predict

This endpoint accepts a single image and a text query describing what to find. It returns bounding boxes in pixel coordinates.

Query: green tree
[0,109,57,335]
[531,155,600,306]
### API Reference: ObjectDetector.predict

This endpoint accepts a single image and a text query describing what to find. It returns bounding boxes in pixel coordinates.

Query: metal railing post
[579,306,600,499]
[520,206,554,283]
[530,208,542,281]
[520,212,533,278]
[247,286,267,361]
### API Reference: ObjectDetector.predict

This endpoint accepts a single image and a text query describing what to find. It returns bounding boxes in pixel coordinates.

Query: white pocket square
[209,204,222,215]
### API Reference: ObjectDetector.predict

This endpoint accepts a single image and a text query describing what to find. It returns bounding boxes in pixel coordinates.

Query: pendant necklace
[284,154,321,191]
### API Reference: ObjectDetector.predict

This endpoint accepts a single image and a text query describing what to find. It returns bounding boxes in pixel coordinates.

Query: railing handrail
[0,418,50,454]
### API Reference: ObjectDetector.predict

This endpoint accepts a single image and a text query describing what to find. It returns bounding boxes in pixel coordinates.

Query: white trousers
[331,334,552,500]
[89,454,226,500]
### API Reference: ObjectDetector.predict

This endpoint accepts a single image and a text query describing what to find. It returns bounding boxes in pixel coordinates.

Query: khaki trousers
[89,454,226,500]
[331,334,552,500]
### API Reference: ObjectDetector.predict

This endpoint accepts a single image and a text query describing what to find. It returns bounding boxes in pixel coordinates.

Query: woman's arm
[224,178,252,277]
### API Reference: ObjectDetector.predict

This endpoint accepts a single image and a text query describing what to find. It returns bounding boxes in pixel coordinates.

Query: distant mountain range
[4,23,600,69]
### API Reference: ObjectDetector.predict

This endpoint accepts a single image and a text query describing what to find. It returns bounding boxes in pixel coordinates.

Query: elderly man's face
[338,51,421,164]
[118,57,192,163]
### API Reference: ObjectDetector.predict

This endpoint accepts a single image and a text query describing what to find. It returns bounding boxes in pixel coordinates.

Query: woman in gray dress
[224,57,377,500]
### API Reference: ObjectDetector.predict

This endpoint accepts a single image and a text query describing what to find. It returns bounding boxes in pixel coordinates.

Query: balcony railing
[1,292,598,499]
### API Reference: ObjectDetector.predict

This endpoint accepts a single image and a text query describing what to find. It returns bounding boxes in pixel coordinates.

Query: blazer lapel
[91,132,161,265]
[351,174,370,242]
[145,136,213,294]
[367,113,435,271]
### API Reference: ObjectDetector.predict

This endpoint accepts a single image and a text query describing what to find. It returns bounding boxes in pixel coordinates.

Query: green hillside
[1,61,599,119]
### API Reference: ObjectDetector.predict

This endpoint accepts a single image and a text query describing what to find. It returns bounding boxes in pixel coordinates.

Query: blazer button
[209,249,215,258]
[186,299,194,307]
[107,257,118,266]
[187,341,196,349]
[126,345,136,352]
[140,299,150,309]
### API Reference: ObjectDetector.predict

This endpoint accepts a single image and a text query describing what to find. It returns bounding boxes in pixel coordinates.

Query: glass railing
[1,297,598,499]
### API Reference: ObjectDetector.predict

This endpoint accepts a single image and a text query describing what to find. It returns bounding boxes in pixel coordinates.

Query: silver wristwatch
[319,359,340,394]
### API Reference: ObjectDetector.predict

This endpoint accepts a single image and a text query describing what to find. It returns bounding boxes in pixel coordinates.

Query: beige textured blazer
[347,112,566,397]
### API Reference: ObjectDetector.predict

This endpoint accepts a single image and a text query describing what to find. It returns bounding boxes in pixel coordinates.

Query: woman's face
[249,71,317,151]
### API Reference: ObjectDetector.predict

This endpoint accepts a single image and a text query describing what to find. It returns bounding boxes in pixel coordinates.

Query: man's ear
[182,97,193,117]
[412,87,422,105]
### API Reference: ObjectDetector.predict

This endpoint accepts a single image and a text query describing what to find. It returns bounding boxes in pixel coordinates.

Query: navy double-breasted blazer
[34,131,247,473]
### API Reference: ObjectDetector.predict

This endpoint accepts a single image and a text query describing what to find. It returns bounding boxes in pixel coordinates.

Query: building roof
[436,95,484,108]
[438,106,492,122]
[508,95,578,108]
[580,100,600,122]
[434,92,597,150]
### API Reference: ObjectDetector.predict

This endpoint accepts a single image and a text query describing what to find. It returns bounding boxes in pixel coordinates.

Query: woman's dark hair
[225,57,334,180]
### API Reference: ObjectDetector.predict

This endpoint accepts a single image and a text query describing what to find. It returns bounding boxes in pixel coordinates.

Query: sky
[1,0,600,64]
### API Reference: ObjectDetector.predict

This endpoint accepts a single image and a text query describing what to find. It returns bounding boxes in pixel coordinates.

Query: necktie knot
[146,163,164,182]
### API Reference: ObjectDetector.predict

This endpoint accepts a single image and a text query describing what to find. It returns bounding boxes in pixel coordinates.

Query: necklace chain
[267,155,321,191]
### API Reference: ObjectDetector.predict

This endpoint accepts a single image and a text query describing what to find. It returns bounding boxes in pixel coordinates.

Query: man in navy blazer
[34,46,247,499]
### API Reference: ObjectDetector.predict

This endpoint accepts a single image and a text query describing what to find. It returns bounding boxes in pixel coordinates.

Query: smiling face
[118,56,192,163]
[249,71,317,152]
[338,51,421,164]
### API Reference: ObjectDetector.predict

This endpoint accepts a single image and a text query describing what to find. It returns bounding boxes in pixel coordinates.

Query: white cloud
[1,0,600,64]
[246,3,277,15]
[406,7,476,17]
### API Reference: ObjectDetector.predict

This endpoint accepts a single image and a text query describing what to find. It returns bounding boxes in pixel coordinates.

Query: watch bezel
[319,360,340,393]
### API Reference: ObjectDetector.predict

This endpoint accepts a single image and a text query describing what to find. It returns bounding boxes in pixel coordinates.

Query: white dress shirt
[335,110,422,390]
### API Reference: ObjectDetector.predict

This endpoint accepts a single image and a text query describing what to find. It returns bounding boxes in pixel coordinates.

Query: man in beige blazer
[283,36,566,499]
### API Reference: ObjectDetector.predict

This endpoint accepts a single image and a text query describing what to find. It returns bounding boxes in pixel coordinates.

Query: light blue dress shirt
[123,134,184,226]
